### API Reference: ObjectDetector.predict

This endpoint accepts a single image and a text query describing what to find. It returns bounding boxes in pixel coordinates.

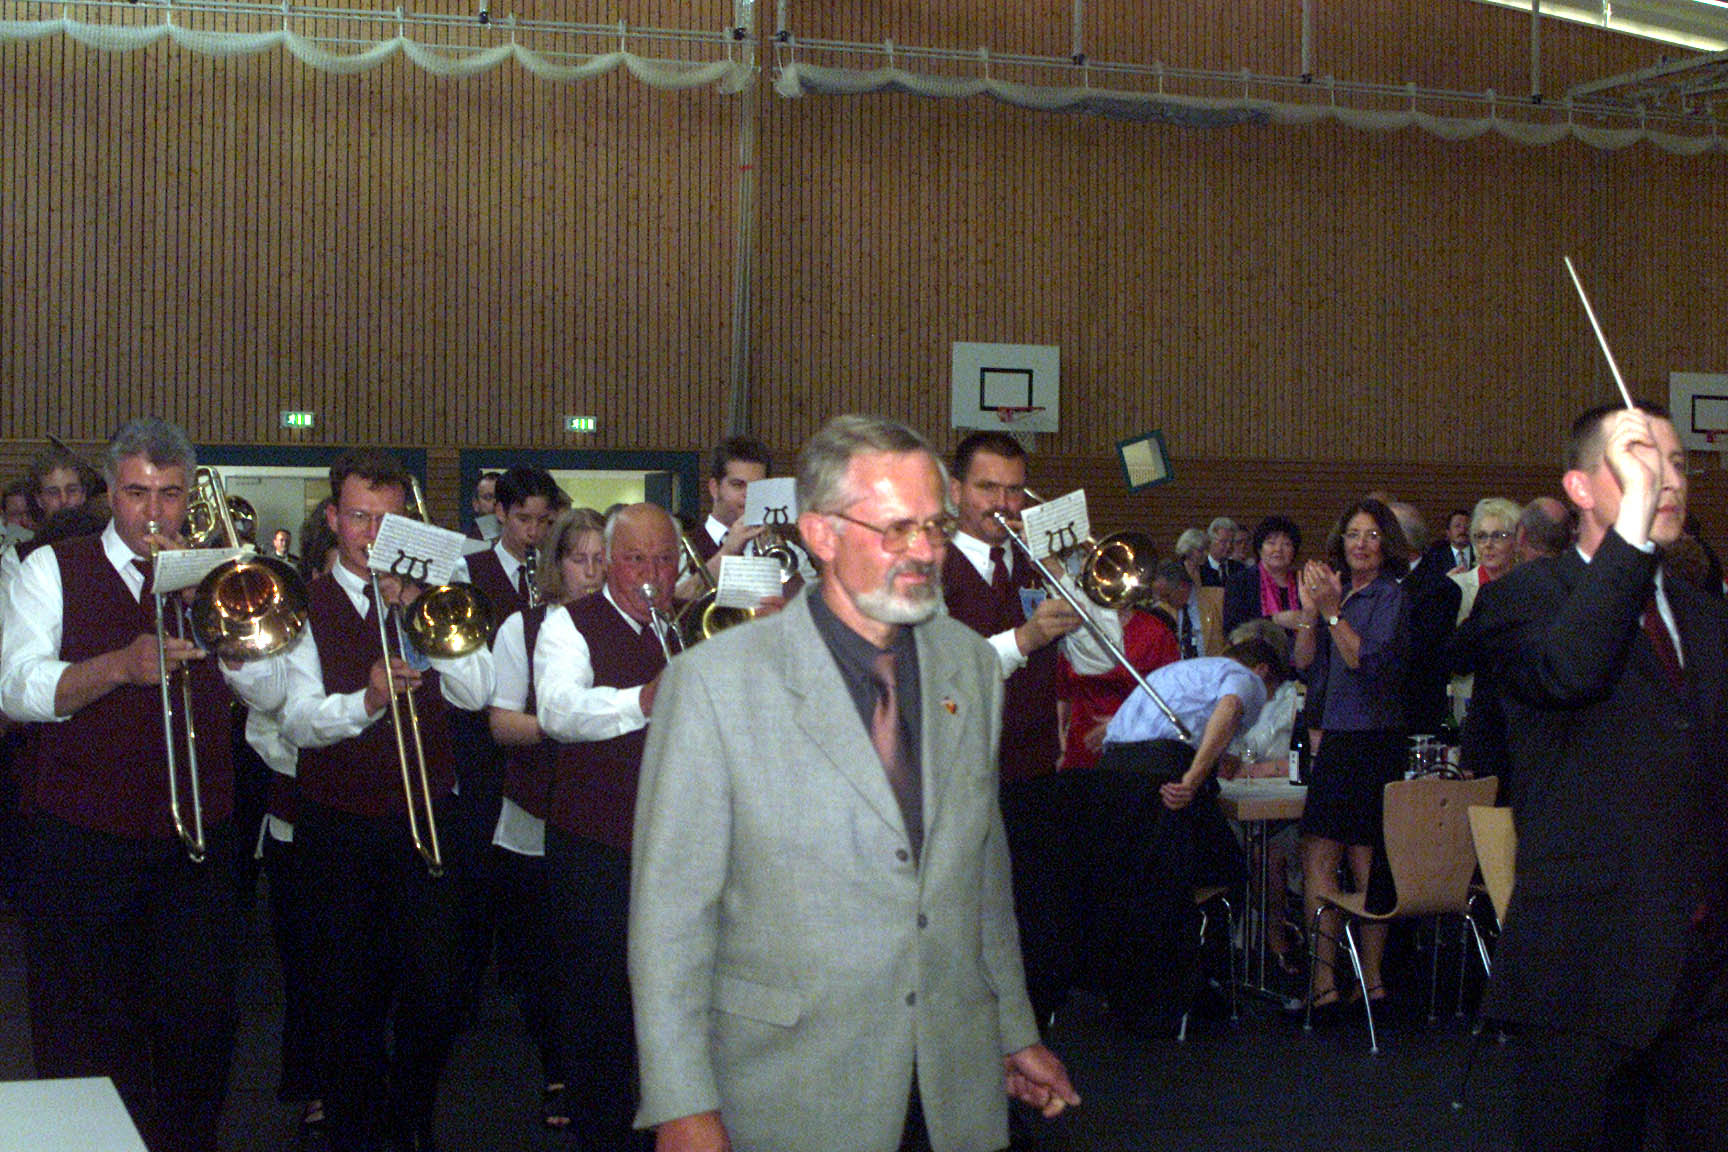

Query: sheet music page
[1019,490,1091,561]
[152,547,246,595]
[740,478,799,530]
[714,555,782,609]
[369,514,467,587]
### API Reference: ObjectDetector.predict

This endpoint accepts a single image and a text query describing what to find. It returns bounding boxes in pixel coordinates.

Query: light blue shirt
[1103,657,1267,747]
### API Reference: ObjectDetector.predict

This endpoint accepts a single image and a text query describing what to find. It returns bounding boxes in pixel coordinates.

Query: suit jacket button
[896,849,910,863]
[906,992,917,1006]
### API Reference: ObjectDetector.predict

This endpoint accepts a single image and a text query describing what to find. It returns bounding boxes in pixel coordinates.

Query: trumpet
[672,532,756,648]
[367,477,493,875]
[994,490,1190,741]
[153,468,311,862]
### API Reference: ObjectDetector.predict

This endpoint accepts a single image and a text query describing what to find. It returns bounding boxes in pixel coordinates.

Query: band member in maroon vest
[274,449,495,1152]
[940,432,1082,784]
[466,466,561,638]
[487,505,606,1130]
[449,465,561,1003]
[0,418,284,1152]
[536,502,678,1151]
[676,435,772,597]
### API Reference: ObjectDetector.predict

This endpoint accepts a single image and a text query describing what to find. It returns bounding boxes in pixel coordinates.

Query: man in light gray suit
[630,415,1078,1152]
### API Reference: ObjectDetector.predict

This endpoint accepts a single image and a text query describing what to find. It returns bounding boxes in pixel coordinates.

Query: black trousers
[21,814,240,1152]
[544,826,645,1149]
[445,708,506,1013]
[296,799,470,1151]
[1006,754,1244,1030]
[490,844,561,1082]
[1514,923,1728,1152]
[262,829,320,1102]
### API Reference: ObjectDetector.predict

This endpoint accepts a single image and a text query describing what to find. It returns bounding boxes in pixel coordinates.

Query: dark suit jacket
[1416,538,1472,580]
[1400,559,1462,735]
[1199,556,1243,588]
[1470,532,1728,1046]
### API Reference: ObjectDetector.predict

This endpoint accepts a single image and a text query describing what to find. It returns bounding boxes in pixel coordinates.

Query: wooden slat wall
[4,1,1727,545]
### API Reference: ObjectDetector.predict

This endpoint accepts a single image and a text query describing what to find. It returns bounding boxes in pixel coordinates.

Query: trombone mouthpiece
[639,582,657,608]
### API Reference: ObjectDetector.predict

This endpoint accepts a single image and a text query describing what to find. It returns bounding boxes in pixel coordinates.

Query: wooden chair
[1453,804,1518,1110]
[1305,775,1500,1054]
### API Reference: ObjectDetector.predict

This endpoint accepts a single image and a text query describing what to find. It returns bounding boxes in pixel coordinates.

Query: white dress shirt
[535,584,651,743]
[948,530,1028,679]
[491,540,530,596]
[490,608,545,856]
[275,559,495,751]
[1,521,284,723]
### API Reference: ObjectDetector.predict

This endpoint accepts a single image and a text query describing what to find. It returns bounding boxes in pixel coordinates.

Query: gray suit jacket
[630,587,1041,1152]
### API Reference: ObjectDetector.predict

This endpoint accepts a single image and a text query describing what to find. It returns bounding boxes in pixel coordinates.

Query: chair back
[1467,805,1517,927]
[1380,776,1500,917]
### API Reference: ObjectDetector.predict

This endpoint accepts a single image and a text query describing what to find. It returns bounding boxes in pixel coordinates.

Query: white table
[0,1077,148,1152]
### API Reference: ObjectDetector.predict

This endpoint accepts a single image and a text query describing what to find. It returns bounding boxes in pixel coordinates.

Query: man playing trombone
[271,448,495,1152]
[534,501,680,1151]
[0,418,285,1152]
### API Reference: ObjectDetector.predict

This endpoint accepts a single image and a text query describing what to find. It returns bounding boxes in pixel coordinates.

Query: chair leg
[1340,920,1379,1055]
[1466,912,1493,982]
[1455,914,1471,1018]
[1179,906,1208,1044]
[1220,895,1239,1023]
[1303,904,1323,1033]
[1427,914,1441,1024]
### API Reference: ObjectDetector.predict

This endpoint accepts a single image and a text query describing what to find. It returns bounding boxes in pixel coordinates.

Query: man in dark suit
[1389,502,1461,735]
[1467,403,1728,1150]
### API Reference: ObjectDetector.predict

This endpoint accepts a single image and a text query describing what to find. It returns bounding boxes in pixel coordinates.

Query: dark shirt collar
[807,583,922,750]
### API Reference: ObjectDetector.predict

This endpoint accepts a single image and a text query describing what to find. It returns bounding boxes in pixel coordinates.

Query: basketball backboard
[1669,372,1728,452]
[951,343,1060,436]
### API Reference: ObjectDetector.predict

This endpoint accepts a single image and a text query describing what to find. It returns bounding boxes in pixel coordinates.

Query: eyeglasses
[828,510,958,553]
[1472,530,1513,544]
[1342,529,1382,543]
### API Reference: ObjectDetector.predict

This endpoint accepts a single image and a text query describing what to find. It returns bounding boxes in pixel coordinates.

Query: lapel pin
[942,697,958,715]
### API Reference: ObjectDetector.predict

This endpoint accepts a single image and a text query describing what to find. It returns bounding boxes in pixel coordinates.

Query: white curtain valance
[0,14,752,90]
[774,59,1728,156]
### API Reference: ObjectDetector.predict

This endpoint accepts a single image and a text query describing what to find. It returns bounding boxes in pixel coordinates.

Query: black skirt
[1299,728,1407,847]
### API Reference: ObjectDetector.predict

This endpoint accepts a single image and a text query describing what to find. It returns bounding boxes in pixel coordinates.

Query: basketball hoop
[994,405,1046,425]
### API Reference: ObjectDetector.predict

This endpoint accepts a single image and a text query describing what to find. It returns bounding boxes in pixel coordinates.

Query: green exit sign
[565,415,596,433]
[280,410,316,429]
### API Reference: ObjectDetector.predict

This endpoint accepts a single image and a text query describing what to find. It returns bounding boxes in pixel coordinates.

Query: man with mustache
[630,414,1077,1152]
[1466,403,1728,1149]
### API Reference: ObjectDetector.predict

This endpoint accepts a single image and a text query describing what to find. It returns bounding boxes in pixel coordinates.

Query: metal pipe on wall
[726,1,760,437]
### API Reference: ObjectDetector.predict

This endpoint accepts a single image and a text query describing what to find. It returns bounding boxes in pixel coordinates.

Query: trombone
[155,467,311,862]
[672,532,756,648]
[641,582,682,662]
[993,490,1191,741]
[367,476,493,875]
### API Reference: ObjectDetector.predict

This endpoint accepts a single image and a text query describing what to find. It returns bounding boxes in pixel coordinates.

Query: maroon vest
[689,525,720,565]
[466,547,527,644]
[547,594,665,850]
[24,534,235,839]
[941,545,1061,781]
[295,575,457,821]
[501,604,555,820]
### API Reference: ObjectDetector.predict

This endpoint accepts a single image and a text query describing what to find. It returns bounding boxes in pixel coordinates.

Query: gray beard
[854,563,943,626]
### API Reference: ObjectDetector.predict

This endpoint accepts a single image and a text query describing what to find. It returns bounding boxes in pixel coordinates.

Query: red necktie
[871,650,922,859]
[1643,597,1683,691]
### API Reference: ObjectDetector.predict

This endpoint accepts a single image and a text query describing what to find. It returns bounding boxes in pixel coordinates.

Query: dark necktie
[871,649,923,860]
[988,545,1014,603]
[1643,596,1683,691]
[132,557,154,600]
[1179,607,1197,659]
[515,565,530,604]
